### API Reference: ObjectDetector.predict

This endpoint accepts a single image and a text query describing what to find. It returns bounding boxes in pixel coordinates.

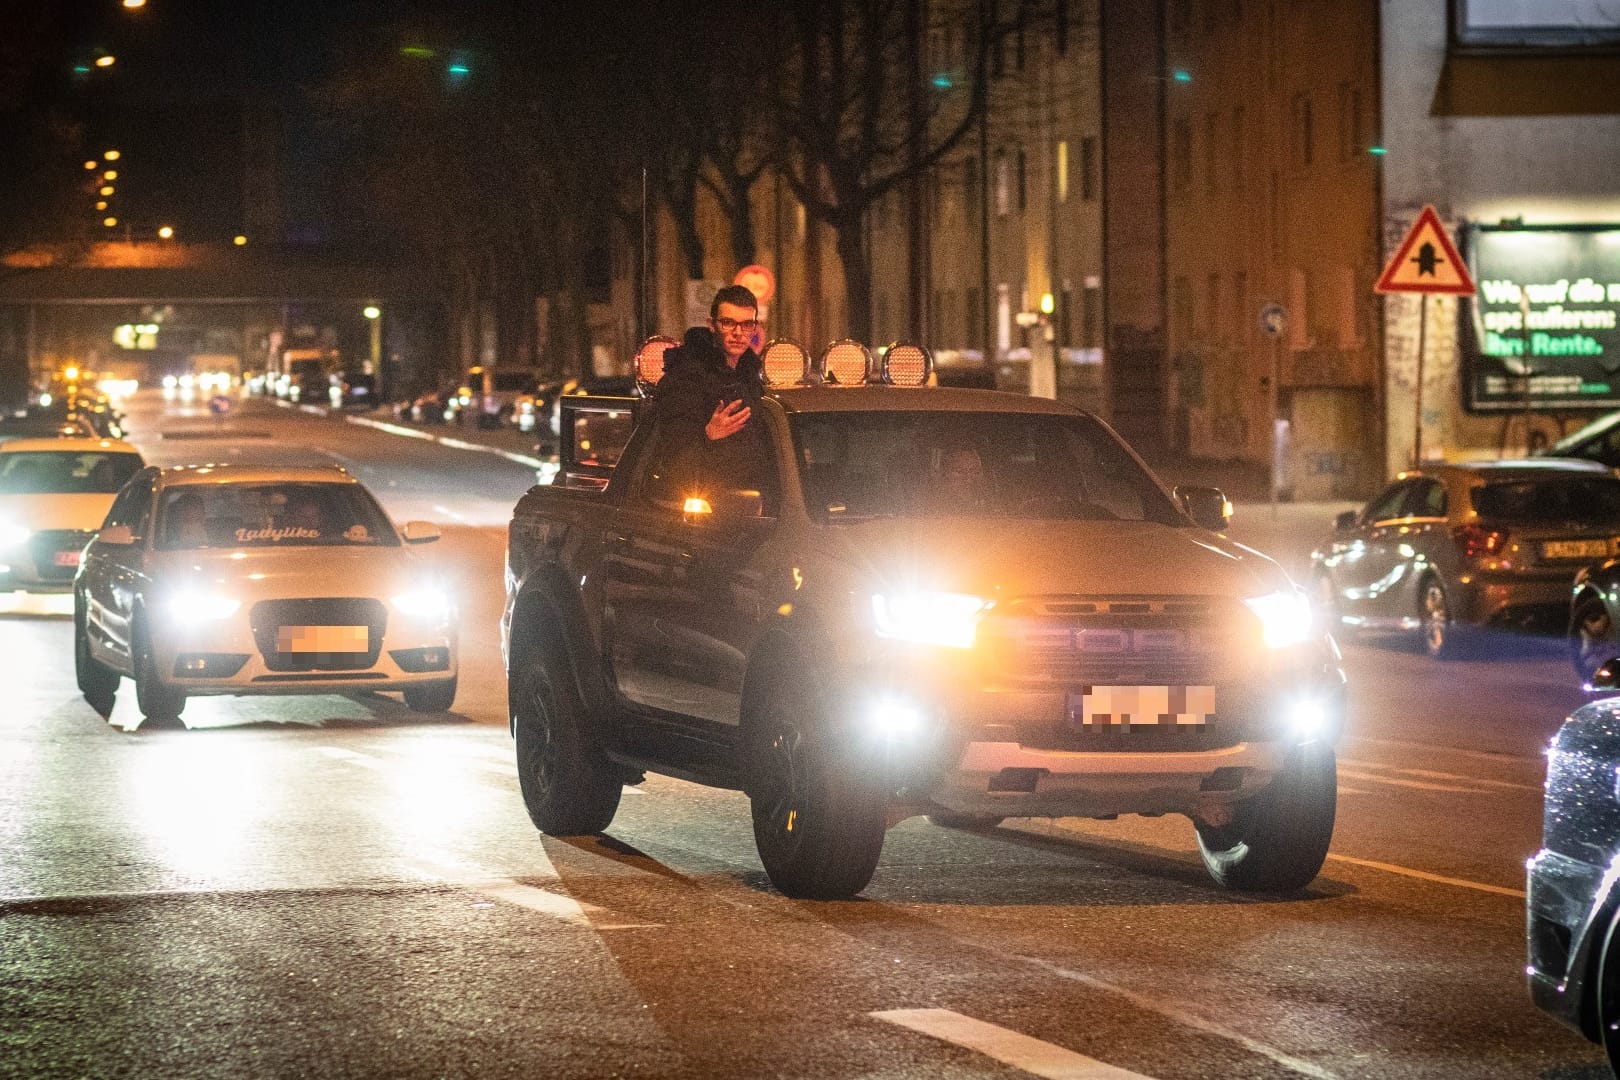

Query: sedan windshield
[155,482,400,550]
[0,450,142,494]
[789,410,1182,524]
[1472,475,1620,525]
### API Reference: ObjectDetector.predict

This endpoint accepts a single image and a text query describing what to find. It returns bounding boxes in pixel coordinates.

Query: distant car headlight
[1244,588,1314,649]
[168,591,241,621]
[393,586,452,621]
[872,591,990,649]
[0,523,31,548]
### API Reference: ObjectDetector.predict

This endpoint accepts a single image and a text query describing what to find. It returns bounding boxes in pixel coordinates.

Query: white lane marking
[1336,768,1487,794]
[1345,734,1542,766]
[622,785,645,796]
[409,852,660,930]
[1021,960,1341,1080]
[431,504,470,523]
[1325,853,1525,898]
[345,415,549,469]
[346,416,434,441]
[1337,785,1370,796]
[872,1009,1157,1080]
[1338,757,1541,793]
[316,746,383,769]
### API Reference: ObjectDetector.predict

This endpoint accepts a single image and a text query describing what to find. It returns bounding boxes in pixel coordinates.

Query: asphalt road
[0,391,1605,1079]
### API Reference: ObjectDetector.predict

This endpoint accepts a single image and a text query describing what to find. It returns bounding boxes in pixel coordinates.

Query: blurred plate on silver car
[1543,539,1613,560]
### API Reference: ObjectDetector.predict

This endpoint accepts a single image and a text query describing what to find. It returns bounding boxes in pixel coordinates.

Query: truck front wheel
[512,651,620,836]
[1195,742,1337,893]
[746,671,887,900]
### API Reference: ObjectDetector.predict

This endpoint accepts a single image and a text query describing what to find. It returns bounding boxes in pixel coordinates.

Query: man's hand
[705,399,751,441]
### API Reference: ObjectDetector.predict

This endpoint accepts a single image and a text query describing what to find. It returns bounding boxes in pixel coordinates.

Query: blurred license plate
[1543,539,1612,560]
[1067,685,1215,728]
[277,625,368,653]
[53,550,81,567]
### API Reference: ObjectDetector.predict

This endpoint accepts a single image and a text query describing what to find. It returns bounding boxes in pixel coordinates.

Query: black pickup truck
[502,363,1346,899]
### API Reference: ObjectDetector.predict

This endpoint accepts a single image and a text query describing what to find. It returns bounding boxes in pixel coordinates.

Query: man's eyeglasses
[713,317,761,334]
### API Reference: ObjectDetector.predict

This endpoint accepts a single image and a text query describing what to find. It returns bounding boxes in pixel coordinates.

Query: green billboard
[1467,224,1620,411]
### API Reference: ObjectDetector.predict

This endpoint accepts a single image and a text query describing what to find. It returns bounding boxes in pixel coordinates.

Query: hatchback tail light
[1453,523,1509,559]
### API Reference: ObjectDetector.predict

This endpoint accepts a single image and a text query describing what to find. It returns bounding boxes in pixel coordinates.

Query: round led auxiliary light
[879,342,933,387]
[816,339,872,386]
[633,335,677,394]
[760,338,811,387]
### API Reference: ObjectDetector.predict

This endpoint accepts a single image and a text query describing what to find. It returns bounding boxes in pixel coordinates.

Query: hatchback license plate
[1543,539,1612,560]
[277,625,368,653]
[53,550,81,567]
[1067,685,1215,728]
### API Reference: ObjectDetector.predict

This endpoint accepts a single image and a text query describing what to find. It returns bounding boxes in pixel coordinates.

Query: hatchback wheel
[1420,577,1465,659]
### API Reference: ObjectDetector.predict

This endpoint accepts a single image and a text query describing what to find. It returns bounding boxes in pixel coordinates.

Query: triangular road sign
[1376,205,1476,295]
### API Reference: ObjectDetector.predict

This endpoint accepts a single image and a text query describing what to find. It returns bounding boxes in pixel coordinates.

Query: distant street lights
[157,226,174,239]
[102,217,117,227]
[233,235,247,246]
[95,55,116,68]
[103,150,121,161]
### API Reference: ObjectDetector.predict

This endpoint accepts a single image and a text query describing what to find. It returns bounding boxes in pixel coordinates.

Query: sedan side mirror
[1174,485,1231,532]
[97,524,136,546]
[1334,510,1359,532]
[402,521,441,544]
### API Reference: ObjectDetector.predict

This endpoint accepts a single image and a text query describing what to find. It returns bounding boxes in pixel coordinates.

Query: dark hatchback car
[1312,459,1620,658]
[1529,674,1620,1075]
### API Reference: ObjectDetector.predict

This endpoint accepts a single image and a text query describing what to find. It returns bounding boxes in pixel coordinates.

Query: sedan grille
[250,598,386,671]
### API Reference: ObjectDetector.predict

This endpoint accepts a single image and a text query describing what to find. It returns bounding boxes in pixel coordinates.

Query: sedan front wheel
[133,617,186,725]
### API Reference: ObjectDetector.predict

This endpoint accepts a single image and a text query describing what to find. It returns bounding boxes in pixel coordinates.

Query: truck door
[601,418,778,729]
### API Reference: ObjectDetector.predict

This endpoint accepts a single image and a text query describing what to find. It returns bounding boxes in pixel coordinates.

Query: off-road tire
[512,649,620,835]
[1195,742,1337,893]
[403,677,458,713]
[747,668,888,900]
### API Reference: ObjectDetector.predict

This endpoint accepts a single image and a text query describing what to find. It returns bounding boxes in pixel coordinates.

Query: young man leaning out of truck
[650,283,771,502]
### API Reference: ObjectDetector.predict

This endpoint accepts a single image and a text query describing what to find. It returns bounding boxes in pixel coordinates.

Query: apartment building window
[1291,93,1314,168]
[1336,266,1361,346]
[1203,112,1218,192]
[1230,106,1246,190]
[1060,284,1073,348]
[1016,147,1027,213]
[995,150,1011,217]
[1082,281,1101,348]
[966,287,980,348]
[1057,140,1069,202]
[1080,135,1098,200]
[1289,268,1309,351]
[1337,82,1364,162]
[1172,116,1193,192]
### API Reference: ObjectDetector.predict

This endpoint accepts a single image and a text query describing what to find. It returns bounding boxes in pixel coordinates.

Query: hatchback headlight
[168,591,240,621]
[393,586,452,621]
[872,591,990,649]
[1244,588,1314,649]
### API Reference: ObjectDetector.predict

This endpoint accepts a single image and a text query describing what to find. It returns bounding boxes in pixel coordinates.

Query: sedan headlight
[393,586,452,621]
[872,591,990,649]
[0,523,31,548]
[168,591,241,621]
[1244,588,1314,649]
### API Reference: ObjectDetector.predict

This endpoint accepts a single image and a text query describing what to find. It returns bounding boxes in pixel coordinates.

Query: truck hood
[0,493,116,534]
[828,517,1290,601]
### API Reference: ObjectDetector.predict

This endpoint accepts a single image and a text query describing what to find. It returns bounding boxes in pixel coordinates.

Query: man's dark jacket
[649,326,768,494]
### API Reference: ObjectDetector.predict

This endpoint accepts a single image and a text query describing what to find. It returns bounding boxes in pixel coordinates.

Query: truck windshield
[789,410,1182,524]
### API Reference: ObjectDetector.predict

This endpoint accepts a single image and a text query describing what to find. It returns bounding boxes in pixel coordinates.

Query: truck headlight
[0,522,31,548]
[168,591,240,621]
[872,591,990,649]
[393,586,452,621]
[1244,588,1314,649]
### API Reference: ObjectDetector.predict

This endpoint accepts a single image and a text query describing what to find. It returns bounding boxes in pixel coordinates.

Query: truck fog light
[1287,699,1328,740]
[868,697,923,739]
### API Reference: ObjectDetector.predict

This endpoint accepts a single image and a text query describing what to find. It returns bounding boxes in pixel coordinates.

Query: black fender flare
[504,564,611,740]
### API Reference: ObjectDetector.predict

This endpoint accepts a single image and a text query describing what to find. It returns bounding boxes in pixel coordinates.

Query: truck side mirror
[98,524,136,546]
[1174,485,1231,531]
[402,521,441,544]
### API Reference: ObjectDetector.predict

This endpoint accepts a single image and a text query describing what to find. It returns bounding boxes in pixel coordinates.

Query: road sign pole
[1412,295,1428,467]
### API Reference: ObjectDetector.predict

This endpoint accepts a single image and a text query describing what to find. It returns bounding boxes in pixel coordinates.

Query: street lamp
[103,149,121,161]
[99,185,115,197]
[95,201,107,211]
[232,234,247,246]
[158,226,174,239]
[103,170,117,181]
[95,55,116,68]
[103,217,117,227]
[83,160,97,171]
[123,0,147,7]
